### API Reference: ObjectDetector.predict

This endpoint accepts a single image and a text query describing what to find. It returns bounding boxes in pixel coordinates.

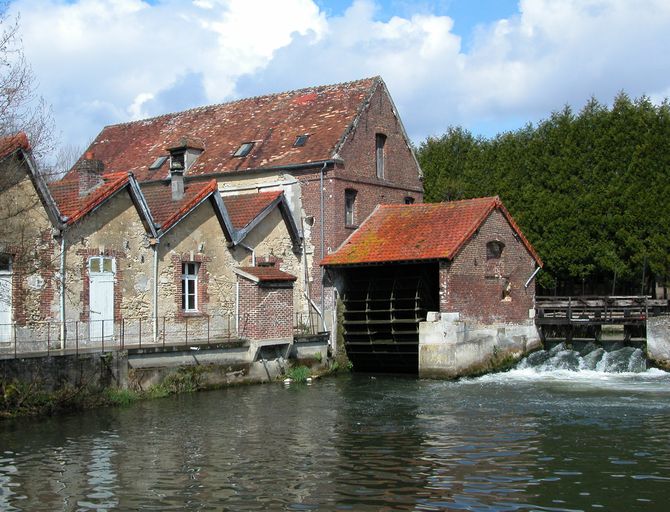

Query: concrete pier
[418,312,542,379]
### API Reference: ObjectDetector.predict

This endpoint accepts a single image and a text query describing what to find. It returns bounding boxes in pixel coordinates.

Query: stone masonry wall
[0,162,58,327]
[64,189,153,324]
[158,199,234,321]
[440,209,537,325]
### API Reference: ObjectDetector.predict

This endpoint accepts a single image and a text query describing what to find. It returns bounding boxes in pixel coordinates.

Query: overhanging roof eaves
[127,176,158,239]
[210,189,235,243]
[231,192,302,251]
[320,204,381,266]
[231,192,284,245]
[64,172,130,226]
[156,180,231,240]
[18,148,64,230]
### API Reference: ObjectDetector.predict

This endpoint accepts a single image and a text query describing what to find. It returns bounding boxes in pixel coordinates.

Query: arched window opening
[486,241,504,260]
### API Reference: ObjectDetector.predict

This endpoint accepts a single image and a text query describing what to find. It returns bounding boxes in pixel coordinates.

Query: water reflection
[0,371,669,511]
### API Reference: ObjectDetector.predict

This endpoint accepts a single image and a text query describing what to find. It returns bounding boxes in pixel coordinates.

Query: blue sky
[8,0,670,154]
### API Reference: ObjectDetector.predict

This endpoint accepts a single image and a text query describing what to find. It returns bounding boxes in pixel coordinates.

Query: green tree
[417,94,670,295]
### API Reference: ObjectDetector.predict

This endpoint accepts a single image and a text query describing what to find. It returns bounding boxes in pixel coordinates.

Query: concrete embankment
[646,316,670,370]
[418,312,542,379]
[0,337,330,417]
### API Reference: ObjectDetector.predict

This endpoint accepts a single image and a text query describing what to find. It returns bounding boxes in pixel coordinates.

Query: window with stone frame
[181,262,199,312]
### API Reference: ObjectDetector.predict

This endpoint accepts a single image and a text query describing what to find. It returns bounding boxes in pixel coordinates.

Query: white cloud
[11,0,325,147]
[10,0,670,150]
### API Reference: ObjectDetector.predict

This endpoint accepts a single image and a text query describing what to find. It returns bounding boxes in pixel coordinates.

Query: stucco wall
[158,199,234,320]
[0,160,57,326]
[64,189,153,324]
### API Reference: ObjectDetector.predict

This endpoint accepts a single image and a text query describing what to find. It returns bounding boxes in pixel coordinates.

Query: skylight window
[149,156,168,170]
[234,142,254,157]
[293,134,309,147]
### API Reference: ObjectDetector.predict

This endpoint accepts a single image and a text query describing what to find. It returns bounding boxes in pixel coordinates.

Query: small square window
[404,196,415,204]
[234,142,254,157]
[89,257,115,274]
[293,134,309,147]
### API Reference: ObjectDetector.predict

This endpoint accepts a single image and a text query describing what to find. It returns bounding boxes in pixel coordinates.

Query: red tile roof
[49,172,130,225]
[235,266,297,282]
[68,77,380,182]
[0,132,30,160]
[222,191,282,230]
[321,196,543,267]
[140,179,218,231]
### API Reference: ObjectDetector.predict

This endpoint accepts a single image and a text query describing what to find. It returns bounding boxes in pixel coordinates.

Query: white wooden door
[0,273,11,342]
[89,257,115,342]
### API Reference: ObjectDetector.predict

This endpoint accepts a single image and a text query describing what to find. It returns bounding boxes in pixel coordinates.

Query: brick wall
[440,209,537,324]
[237,277,294,341]
[296,85,423,307]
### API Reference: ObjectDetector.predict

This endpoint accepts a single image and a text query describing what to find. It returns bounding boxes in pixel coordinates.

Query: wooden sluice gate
[535,296,670,343]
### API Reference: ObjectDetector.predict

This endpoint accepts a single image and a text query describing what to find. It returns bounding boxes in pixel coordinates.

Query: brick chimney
[78,151,105,197]
[170,156,184,201]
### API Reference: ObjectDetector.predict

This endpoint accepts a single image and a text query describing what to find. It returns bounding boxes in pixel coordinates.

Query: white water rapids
[472,341,670,393]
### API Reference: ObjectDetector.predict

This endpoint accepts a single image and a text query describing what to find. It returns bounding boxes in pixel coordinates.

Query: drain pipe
[525,266,542,288]
[152,241,159,342]
[235,281,240,334]
[301,217,324,329]
[319,162,327,332]
[59,232,66,349]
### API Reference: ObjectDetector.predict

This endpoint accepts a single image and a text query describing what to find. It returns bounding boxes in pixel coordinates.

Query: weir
[518,341,649,373]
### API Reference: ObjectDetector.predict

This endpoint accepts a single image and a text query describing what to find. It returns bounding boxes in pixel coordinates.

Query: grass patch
[286,365,311,383]
[104,388,140,407]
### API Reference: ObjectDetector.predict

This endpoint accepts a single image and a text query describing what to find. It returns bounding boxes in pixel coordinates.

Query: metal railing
[0,314,238,358]
[293,311,323,336]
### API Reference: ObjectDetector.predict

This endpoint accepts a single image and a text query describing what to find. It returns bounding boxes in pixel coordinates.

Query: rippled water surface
[1,367,670,511]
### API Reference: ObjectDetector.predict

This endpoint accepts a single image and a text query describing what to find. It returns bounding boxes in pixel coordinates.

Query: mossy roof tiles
[321,196,542,267]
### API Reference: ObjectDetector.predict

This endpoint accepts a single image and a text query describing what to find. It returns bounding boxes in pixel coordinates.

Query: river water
[1,347,670,511]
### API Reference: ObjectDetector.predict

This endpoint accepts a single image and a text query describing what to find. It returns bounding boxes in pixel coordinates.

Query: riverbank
[1,337,337,418]
[1,359,341,418]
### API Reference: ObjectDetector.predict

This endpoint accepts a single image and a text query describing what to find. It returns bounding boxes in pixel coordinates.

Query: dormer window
[234,142,254,157]
[166,137,204,172]
[149,156,168,170]
[293,134,309,147]
[170,151,185,170]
